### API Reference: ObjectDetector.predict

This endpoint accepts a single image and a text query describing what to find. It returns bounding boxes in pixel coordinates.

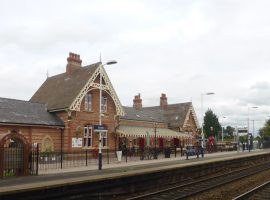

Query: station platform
[0,149,269,196]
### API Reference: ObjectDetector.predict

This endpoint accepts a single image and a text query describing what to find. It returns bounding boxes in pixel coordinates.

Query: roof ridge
[0,97,46,106]
[47,62,101,80]
[123,102,191,109]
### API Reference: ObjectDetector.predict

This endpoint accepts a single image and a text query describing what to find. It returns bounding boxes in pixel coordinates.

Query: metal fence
[5,144,258,177]
[34,146,185,171]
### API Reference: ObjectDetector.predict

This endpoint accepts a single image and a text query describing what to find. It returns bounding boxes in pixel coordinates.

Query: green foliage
[4,170,15,177]
[203,109,221,139]
[261,119,270,141]
[224,126,235,138]
[239,135,248,143]
[223,135,233,140]
[254,136,261,141]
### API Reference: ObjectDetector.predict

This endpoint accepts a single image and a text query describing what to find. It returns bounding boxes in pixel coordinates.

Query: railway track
[126,161,270,200]
[233,180,270,200]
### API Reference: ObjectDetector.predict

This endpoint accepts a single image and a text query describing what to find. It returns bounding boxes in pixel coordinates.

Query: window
[101,131,107,147]
[84,126,92,147]
[101,96,107,112]
[85,93,92,111]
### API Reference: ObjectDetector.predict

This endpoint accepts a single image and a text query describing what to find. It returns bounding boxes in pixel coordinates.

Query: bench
[186,147,204,160]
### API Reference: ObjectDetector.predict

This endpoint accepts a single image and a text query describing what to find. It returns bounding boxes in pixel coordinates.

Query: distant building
[236,127,248,136]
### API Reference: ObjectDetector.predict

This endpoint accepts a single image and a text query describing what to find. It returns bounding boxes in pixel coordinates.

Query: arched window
[41,135,54,152]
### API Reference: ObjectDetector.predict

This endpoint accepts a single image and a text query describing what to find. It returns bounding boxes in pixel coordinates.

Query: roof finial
[46,70,49,78]
[99,52,102,62]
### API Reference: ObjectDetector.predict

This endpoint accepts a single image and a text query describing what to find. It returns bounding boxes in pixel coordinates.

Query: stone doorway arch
[0,130,29,178]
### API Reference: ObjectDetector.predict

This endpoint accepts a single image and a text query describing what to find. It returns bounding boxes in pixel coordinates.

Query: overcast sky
[1,0,270,134]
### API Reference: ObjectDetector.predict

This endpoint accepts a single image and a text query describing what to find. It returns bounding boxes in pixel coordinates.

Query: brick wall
[0,125,62,151]
[56,89,119,151]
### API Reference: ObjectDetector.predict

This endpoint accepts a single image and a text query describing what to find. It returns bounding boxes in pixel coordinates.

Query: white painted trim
[183,104,200,129]
[69,64,125,116]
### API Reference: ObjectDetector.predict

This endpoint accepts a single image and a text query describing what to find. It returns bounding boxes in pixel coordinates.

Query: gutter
[0,122,65,129]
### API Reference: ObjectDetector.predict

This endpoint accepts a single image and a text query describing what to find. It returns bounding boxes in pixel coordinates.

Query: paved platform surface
[0,149,269,195]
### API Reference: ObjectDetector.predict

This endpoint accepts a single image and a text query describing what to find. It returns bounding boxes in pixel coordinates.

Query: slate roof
[122,102,193,127]
[164,102,192,127]
[0,97,64,127]
[122,106,166,123]
[30,63,100,111]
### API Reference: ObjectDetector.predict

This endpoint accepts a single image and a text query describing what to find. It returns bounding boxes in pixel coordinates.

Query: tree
[203,109,221,139]
[261,119,270,141]
[239,135,248,143]
[224,126,235,138]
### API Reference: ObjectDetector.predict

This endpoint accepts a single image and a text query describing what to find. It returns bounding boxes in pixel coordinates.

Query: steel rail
[126,161,270,200]
[232,180,270,200]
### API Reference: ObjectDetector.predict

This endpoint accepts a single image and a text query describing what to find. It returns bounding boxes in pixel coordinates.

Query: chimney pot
[160,93,168,109]
[66,52,82,75]
[133,93,142,110]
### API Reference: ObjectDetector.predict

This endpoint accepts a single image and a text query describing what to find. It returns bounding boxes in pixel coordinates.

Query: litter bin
[116,151,122,162]
[165,147,171,158]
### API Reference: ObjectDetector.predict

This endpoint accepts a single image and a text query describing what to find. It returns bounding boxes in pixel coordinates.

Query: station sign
[94,125,107,132]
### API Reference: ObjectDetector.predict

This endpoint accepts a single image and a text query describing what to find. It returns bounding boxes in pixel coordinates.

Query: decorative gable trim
[100,66,125,116]
[69,64,125,116]
[183,104,200,129]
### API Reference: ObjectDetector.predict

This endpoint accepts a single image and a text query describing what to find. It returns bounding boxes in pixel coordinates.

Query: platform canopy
[117,125,191,138]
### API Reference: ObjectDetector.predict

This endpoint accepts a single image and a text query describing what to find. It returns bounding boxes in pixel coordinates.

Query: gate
[0,132,38,178]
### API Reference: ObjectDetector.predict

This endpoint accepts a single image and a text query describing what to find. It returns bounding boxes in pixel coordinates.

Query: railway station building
[0,52,199,154]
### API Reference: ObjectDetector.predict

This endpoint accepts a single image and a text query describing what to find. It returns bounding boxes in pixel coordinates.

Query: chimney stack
[66,52,82,75]
[160,93,168,109]
[133,93,142,110]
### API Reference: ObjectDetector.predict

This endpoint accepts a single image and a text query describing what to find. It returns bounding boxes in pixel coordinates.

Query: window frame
[101,96,107,113]
[83,126,92,147]
[101,131,107,147]
[84,93,92,111]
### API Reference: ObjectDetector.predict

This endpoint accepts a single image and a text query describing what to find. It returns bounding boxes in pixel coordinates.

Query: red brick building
[117,93,199,149]
[0,52,199,154]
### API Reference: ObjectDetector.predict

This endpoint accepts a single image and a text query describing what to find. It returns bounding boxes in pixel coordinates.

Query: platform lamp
[220,116,226,142]
[248,106,258,150]
[201,92,215,148]
[98,60,117,170]
[248,106,258,135]
[153,122,157,159]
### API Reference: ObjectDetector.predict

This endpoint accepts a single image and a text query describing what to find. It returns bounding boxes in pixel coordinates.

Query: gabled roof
[122,102,198,128]
[164,102,193,127]
[30,63,99,111]
[0,97,64,127]
[122,106,166,123]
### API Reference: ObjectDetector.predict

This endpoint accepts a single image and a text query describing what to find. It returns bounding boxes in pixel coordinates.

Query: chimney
[66,52,82,75]
[160,93,168,109]
[133,93,142,110]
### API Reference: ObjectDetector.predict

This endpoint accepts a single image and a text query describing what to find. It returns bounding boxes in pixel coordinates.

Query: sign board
[72,138,82,148]
[94,125,107,132]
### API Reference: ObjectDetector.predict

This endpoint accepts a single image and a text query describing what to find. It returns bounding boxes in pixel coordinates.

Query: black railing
[1,147,24,177]
[1,146,206,177]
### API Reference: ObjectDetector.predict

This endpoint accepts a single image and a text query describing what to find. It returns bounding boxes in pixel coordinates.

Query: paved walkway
[0,149,268,195]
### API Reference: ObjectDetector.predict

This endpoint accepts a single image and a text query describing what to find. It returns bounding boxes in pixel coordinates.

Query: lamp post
[236,126,239,153]
[201,92,215,148]
[153,122,157,159]
[248,106,258,134]
[247,106,258,152]
[98,60,117,170]
[220,116,226,142]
